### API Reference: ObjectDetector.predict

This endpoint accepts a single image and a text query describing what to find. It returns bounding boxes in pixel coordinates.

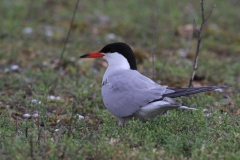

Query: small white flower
[23,27,33,34]
[4,68,9,72]
[70,57,76,61]
[23,113,31,118]
[106,33,116,40]
[45,30,53,36]
[48,96,61,100]
[42,61,48,66]
[32,113,39,117]
[31,99,41,104]
[77,114,84,120]
[11,65,19,70]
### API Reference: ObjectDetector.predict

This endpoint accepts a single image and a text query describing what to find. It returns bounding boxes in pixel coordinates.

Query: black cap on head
[100,42,137,70]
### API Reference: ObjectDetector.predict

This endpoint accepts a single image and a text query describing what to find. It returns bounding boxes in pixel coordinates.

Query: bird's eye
[110,49,115,53]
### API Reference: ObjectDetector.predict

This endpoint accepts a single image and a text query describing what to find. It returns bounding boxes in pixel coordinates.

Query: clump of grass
[0,0,239,159]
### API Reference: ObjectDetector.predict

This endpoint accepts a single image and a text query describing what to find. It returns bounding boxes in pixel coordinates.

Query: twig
[25,127,28,138]
[152,9,160,81]
[16,118,18,138]
[59,0,80,66]
[188,0,215,87]
[37,105,40,146]
[50,0,80,94]
[204,5,216,23]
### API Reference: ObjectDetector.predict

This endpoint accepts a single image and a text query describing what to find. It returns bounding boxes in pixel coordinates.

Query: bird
[80,42,230,126]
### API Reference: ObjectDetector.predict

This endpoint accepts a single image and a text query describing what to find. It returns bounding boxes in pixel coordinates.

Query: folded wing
[102,70,167,117]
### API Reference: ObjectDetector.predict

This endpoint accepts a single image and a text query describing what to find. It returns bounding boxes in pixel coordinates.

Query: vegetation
[0,0,239,159]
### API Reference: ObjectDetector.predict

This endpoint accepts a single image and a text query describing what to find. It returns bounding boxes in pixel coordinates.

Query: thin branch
[201,0,205,23]
[37,105,40,146]
[50,0,80,94]
[188,0,215,87]
[16,118,19,138]
[59,0,80,66]
[25,127,28,138]
[152,9,160,81]
[205,5,216,23]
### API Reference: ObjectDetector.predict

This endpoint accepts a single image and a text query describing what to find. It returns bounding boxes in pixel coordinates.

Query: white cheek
[102,52,130,83]
[103,52,130,69]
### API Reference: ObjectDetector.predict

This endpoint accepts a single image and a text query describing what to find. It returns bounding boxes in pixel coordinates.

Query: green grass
[0,0,240,159]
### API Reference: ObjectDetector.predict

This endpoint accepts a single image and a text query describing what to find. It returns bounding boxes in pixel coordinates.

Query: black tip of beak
[79,54,89,58]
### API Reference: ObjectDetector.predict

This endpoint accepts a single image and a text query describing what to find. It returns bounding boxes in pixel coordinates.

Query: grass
[0,0,240,159]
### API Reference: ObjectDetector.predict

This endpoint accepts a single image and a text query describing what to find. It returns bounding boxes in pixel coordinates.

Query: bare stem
[59,0,80,66]
[205,5,216,23]
[188,0,215,87]
[25,127,28,138]
[50,0,80,94]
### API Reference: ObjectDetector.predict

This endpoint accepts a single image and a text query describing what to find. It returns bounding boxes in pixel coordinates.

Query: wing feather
[102,70,166,117]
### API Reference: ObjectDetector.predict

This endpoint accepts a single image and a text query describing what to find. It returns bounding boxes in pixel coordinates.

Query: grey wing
[101,70,169,118]
[150,85,231,102]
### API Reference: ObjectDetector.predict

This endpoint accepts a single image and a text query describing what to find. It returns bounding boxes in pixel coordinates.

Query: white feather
[134,101,172,120]
[102,52,130,83]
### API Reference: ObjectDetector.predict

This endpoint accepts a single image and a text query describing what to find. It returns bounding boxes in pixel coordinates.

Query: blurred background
[1,0,239,91]
[0,0,240,158]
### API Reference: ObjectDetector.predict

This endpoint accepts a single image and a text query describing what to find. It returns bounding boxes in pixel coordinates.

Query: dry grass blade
[188,0,215,87]
[50,0,80,94]
[25,127,28,138]
[16,118,18,138]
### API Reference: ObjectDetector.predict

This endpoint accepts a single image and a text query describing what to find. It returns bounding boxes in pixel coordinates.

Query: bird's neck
[102,63,130,84]
[102,53,131,83]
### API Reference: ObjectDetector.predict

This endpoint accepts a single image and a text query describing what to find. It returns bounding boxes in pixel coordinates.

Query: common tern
[80,42,230,126]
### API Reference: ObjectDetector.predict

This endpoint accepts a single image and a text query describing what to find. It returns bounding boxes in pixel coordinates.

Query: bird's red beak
[80,51,104,58]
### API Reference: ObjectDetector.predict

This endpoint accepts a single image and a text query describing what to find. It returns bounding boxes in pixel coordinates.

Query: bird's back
[101,70,169,117]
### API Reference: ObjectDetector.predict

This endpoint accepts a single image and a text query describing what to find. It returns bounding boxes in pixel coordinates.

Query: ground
[0,0,240,159]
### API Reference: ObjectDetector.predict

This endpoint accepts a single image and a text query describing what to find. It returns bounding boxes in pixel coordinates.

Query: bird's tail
[162,85,231,99]
[178,106,198,110]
